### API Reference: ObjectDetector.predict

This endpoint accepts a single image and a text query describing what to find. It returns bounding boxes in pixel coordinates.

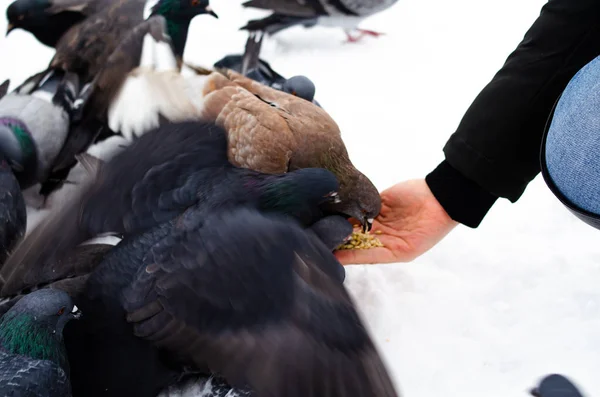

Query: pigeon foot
[344,29,385,43]
[357,28,385,37]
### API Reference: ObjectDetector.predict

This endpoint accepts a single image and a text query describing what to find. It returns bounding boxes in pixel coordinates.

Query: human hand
[334,179,458,264]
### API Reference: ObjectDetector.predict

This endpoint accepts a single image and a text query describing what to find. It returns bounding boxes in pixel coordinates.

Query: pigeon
[20,207,399,397]
[0,121,342,296]
[5,0,110,48]
[213,32,319,105]
[197,67,381,230]
[0,289,81,397]
[239,0,398,42]
[530,374,585,397]
[0,70,80,195]
[113,208,400,397]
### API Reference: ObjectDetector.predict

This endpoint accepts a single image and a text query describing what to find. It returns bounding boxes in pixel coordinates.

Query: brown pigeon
[197,68,381,230]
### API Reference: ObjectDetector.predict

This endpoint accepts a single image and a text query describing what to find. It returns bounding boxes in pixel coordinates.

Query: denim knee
[545,55,600,216]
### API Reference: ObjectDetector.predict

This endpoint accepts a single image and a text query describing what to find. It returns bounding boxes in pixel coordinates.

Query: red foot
[345,32,362,43]
[344,29,386,43]
[356,28,385,37]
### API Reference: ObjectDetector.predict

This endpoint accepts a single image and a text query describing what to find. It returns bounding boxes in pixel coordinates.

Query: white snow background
[2,0,600,395]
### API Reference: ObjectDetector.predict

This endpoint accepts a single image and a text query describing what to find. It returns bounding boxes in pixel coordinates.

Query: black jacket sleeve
[425,0,600,228]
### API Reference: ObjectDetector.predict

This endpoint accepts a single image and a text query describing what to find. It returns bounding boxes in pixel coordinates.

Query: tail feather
[0,80,9,100]
[51,72,81,117]
[75,153,104,177]
[241,32,264,75]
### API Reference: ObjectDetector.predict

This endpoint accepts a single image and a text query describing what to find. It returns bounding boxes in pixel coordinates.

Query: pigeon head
[151,0,218,22]
[6,0,50,35]
[283,76,316,102]
[326,170,381,232]
[150,0,217,56]
[0,118,38,189]
[0,289,81,367]
[258,168,341,222]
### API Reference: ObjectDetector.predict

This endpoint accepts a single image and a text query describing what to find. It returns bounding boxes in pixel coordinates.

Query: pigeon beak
[6,23,15,36]
[70,305,82,320]
[205,6,218,18]
[362,217,374,233]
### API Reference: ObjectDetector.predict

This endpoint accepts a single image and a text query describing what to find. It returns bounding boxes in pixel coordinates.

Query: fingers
[334,247,397,265]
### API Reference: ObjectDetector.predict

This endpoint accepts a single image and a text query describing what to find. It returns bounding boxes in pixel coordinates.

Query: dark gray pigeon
[0,69,80,193]
[59,207,399,397]
[214,32,320,106]
[240,0,398,42]
[0,121,342,297]
[0,289,81,397]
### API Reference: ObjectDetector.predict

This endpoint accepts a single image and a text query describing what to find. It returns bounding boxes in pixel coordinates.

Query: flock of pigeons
[0,0,587,397]
[0,0,405,396]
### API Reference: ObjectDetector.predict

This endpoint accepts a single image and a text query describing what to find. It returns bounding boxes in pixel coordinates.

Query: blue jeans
[545,55,600,216]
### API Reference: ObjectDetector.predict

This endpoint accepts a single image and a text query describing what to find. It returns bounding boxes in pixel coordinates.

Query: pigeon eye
[57,307,65,316]
[190,0,200,5]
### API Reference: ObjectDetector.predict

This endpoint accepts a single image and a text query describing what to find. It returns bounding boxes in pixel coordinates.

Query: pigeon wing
[0,353,71,397]
[122,208,401,397]
[0,122,230,296]
[45,0,117,16]
[84,15,174,120]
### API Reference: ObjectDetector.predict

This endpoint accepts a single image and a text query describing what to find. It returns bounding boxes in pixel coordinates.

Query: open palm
[335,179,458,265]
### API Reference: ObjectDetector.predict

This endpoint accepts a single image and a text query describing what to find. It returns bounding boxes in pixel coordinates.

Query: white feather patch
[154,40,178,72]
[30,90,54,103]
[108,71,161,140]
[80,234,122,246]
[139,33,157,69]
[181,73,210,114]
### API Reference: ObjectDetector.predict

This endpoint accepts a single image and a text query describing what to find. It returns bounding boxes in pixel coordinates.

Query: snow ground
[1,0,600,396]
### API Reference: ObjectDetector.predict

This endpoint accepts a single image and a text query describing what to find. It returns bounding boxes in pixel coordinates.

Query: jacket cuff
[425,160,499,228]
